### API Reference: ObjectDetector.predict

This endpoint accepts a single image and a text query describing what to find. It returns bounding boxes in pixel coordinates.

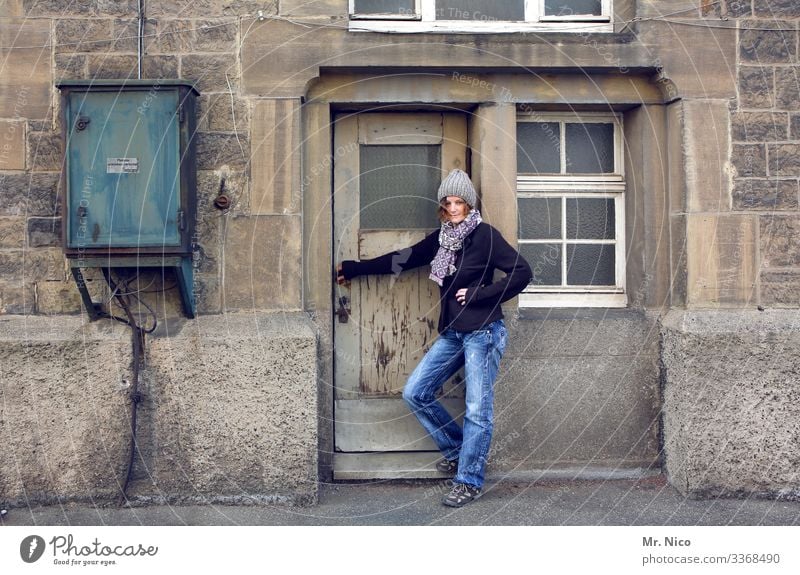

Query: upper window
[349,0,613,33]
[516,112,626,308]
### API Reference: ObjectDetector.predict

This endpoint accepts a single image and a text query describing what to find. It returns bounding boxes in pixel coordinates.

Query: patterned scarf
[429,209,482,286]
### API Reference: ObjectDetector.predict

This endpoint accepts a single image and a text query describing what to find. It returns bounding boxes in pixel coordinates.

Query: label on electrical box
[106,158,139,174]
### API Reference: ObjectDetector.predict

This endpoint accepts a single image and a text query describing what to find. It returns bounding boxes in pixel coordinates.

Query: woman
[336,169,532,507]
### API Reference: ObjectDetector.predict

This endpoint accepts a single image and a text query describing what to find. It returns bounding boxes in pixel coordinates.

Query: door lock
[336,296,351,323]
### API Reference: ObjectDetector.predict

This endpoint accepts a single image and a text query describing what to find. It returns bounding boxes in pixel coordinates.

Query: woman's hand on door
[336,263,350,287]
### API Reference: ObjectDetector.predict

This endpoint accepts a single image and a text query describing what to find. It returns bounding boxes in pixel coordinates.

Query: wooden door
[333,112,468,476]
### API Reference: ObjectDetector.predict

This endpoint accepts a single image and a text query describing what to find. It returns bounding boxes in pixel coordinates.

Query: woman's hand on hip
[455,288,469,305]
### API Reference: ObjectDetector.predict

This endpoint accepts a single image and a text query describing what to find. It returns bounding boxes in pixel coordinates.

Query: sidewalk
[2,475,799,526]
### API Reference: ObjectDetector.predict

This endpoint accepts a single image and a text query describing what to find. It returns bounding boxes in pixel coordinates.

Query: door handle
[336,296,351,323]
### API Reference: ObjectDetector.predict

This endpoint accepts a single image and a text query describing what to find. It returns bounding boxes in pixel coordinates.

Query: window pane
[359,145,441,229]
[517,122,561,174]
[566,198,615,239]
[566,244,615,285]
[545,0,602,16]
[354,0,415,14]
[518,198,561,239]
[565,123,614,173]
[520,244,562,286]
[436,0,525,20]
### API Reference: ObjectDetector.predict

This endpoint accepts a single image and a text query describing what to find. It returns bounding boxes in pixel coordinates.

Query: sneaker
[435,458,458,475]
[442,482,481,507]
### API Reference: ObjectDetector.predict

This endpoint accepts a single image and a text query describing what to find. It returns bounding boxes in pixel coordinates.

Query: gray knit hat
[437,169,477,208]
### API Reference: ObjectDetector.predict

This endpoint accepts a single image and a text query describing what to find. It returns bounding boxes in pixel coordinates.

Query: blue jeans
[402,319,507,489]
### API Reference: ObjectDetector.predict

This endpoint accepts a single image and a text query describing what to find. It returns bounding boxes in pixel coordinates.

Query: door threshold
[333,452,661,482]
[333,452,449,480]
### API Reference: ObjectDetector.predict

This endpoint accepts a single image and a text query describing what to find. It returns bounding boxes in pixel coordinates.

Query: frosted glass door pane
[545,0,602,16]
[520,244,561,286]
[354,0,415,14]
[518,198,561,239]
[566,244,615,285]
[436,0,525,20]
[517,122,561,174]
[566,198,615,239]
[360,145,441,229]
[565,123,614,173]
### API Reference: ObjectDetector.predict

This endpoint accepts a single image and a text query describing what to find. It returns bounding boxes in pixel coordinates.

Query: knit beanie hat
[437,169,477,208]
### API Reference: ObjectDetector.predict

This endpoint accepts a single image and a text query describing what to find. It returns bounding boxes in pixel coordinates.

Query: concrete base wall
[0,313,318,507]
[661,310,800,499]
[492,309,661,472]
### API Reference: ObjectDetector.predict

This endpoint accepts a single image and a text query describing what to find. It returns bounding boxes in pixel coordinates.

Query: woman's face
[443,196,469,225]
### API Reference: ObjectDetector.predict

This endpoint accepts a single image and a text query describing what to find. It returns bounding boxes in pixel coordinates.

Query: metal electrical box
[57,80,199,318]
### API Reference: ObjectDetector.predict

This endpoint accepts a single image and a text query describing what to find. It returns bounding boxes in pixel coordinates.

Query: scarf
[429,209,482,286]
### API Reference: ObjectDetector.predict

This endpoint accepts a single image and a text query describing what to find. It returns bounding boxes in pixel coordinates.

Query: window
[349,0,613,33]
[516,112,626,308]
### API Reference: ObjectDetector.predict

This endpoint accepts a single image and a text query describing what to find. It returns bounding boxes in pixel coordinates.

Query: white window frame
[348,0,613,33]
[516,112,626,308]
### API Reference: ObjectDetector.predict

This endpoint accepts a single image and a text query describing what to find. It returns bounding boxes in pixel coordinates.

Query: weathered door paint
[333,112,468,457]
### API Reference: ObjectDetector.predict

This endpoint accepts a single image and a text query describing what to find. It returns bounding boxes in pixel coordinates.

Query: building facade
[1,0,798,506]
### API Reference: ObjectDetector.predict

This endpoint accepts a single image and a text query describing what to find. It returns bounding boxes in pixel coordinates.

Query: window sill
[519,292,627,308]
[347,20,614,34]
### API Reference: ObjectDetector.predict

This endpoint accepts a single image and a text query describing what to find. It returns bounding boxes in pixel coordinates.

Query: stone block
[144,19,194,54]
[19,0,139,16]
[0,316,133,504]
[146,0,276,18]
[198,94,249,132]
[34,280,83,314]
[733,178,799,210]
[0,19,52,119]
[194,19,238,52]
[251,99,301,215]
[760,215,800,267]
[196,132,249,170]
[761,269,800,306]
[55,18,115,53]
[281,0,348,16]
[194,274,221,314]
[731,143,767,177]
[14,188,58,237]
[141,55,179,79]
[0,217,24,248]
[0,250,22,278]
[0,172,60,217]
[767,143,800,176]
[27,217,61,247]
[26,248,66,281]
[55,53,88,82]
[731,111,788,142]
[112,18,139,52]
[791,114,800,138]
[86,54,139,80]
[775,66,800,109]
[739,22,798,63]
[181,54,238,93]
[145,312,317,504]
[661,309,800,498]
[686,214,758,306]
[27,131,63,171]
[0,119,25,169]
[683,100,731,212]
[737,66,774,108]
[725,0,752,18]
[222,215,301,310]
[0,279,33,313]
[197,168,249,215]
[753,0,800,18]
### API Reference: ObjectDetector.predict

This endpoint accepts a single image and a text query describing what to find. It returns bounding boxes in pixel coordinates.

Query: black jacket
[341,222,532,333]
